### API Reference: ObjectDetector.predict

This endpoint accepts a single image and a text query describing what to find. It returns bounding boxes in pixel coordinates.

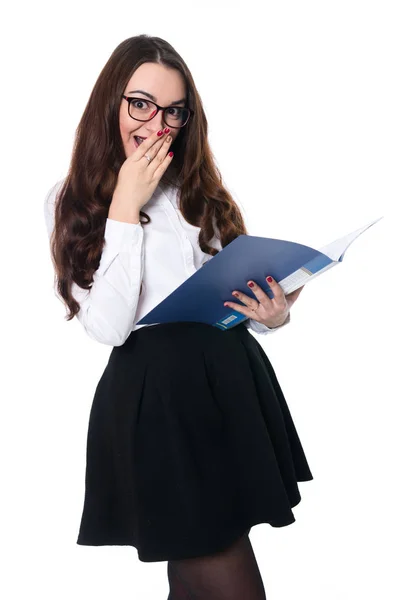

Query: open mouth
[133,135,146,148]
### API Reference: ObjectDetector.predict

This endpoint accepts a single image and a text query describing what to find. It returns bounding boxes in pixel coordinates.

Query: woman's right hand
[115,128,174,212]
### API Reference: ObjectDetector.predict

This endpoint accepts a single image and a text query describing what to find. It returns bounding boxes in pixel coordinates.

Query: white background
[2,0,399,598]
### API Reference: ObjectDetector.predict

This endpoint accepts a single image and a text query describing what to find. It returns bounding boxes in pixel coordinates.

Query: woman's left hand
[224,276,305,329]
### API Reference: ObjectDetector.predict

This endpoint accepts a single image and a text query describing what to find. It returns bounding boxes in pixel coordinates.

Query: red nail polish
[164,127,170,133]
[157,130,163,136]
[267,277,273,283]
[248,282,254,288]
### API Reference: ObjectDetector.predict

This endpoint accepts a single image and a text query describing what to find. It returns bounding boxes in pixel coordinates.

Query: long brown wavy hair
[49,34,249,321]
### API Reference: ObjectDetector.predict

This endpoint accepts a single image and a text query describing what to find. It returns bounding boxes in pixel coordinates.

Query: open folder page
[137,216,383,331]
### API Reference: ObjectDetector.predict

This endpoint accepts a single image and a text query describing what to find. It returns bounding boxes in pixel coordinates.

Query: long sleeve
[244,312,291,335]
[44,182,145,347]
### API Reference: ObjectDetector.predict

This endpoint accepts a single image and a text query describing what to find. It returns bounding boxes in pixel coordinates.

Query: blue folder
[137,217,382,331]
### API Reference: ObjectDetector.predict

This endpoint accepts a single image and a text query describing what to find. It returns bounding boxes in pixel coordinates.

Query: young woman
[44,34,313,600]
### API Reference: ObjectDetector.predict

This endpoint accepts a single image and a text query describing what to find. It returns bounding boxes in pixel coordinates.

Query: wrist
[108,199,140,224]
[264,312,290,329]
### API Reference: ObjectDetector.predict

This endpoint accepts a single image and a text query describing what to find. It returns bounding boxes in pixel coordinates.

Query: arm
[43,181,144,346]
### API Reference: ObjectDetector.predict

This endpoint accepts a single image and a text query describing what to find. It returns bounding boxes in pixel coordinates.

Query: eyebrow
[127,89,186,105]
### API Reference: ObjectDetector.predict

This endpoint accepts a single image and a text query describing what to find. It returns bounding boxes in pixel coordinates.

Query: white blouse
[44,179,290,346]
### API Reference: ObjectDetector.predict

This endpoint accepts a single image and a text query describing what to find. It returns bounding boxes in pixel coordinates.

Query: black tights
[166,530,267,600]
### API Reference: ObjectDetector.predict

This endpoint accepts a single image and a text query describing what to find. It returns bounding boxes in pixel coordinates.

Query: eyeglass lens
[129,98,190,127]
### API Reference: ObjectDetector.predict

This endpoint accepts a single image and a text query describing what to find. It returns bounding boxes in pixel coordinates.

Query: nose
[145,109,169,134]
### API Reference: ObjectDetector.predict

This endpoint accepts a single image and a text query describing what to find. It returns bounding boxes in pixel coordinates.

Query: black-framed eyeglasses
[121,95,194,128]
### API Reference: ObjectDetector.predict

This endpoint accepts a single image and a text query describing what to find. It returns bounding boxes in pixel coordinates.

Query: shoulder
[44,178,66,210]
[43,177,66,238]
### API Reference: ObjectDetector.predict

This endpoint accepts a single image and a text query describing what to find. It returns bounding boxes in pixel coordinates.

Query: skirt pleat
[76,321,313,562]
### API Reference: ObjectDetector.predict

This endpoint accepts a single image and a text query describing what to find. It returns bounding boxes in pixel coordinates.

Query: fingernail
[157,130,163,136]
[267,276,273,283]
[248,282,254,288]
[232,292,239,297]
[164,127,170,133]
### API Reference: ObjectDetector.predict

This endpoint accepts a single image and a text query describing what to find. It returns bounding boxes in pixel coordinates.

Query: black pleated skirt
[76,321,313,562]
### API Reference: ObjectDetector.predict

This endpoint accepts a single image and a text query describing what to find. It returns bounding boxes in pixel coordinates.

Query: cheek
[119,110,133,134]
[120,120,131,139]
